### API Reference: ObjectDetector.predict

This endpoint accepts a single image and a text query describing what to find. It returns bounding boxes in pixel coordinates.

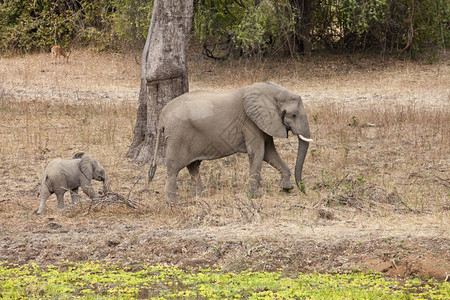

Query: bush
[0,0,152,54]
[194,0,296,59]
[312,0,449,57]
[0,0,76,54]
[0,0,447,57]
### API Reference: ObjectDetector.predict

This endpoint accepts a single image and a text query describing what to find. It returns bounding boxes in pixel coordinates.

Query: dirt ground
[0,50,449,281]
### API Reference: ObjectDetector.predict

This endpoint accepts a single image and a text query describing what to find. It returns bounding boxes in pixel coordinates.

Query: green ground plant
[1,262,449,299]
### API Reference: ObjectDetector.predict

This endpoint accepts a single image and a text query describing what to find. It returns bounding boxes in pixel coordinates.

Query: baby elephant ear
[72,152,85,159]
[243,89,287,138]
[79,154,94,180]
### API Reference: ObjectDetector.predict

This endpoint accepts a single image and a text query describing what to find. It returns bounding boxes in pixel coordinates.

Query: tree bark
[127,0,193,163]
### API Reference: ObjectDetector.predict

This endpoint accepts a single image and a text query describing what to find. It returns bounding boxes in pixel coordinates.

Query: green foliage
[194,0,448,58]
[194,0,295,58]
[0,0,447,56]
[110,0,153,49]
[0,0,153,54]
[1,262,449,298]
[313,0,449,56]
[74,0,153,51]
[397,0,449,56]
[232,1,276,55]
[0,0,76,54]
[338,0,388,35]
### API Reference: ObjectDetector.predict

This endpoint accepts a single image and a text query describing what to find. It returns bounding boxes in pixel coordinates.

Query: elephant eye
[292,114,297,118]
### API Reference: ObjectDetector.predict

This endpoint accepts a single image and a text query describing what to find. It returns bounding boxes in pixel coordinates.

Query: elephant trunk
[295,130,311,192]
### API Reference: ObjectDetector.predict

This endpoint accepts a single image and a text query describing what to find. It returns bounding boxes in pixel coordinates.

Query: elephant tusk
[298,135,313,143]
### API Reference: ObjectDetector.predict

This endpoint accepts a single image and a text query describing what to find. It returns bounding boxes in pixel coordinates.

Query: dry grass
[0,50,449,277]
[0,50,448,232]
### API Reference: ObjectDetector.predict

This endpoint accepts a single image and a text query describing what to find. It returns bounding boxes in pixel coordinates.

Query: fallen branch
[61,189,143,216]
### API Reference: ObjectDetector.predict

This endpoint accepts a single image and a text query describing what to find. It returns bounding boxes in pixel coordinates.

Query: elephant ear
[79,153,94,180]
[243,88,287,138]
[72,152,85,159]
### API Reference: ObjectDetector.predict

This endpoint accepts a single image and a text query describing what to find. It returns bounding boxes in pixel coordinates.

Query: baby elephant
[37,152,108,214]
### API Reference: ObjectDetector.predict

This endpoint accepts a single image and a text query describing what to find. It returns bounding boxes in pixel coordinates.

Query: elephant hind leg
[264,139,294,191]
[187,160,203,196]
[37,185,52,215]
[165,158,186,205]
[56,191,66,210]
[165,140,201,204]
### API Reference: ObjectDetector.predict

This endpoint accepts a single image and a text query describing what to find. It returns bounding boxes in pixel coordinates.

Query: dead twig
[104,191,139,209]
[61,189,143,217]
[234,196,261,222]
[247,244,266,256]
[335,173,350,188]
[433,175,449,188]
[392,258,399,270]
[127,173,146,201]
[0,199,33,211]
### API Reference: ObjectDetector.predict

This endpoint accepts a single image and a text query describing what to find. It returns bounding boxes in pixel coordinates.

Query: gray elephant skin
[37,152,108,214]
[149,82,312,203]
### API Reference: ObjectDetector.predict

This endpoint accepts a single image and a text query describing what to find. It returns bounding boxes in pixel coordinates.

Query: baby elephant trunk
[102,175,108,194]
[295,130,312,192]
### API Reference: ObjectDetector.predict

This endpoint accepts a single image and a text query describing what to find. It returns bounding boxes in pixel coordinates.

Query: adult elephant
[149,82,312,203]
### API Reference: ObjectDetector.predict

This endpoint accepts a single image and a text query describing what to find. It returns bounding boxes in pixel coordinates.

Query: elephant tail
[148,126,161,182]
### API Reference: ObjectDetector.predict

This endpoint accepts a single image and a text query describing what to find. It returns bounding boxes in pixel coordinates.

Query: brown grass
[0,50,448,229]
[0,52,449,277]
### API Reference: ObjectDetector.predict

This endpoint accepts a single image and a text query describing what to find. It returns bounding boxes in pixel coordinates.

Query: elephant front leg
[187,160,203,196]
[246,139,265,198]
[264,139,294,191]
[81,184,98,200]
[70,188,80,204]
[249,172,263,198]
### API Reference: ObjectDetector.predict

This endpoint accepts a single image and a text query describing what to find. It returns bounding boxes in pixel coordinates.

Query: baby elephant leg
[81,185,98,200]
[70,188,80,204]
[37,186,52,215]
[56,190,66,210]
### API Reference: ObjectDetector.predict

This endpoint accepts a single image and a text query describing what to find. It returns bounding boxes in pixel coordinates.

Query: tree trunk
[127,0,193,163]
[290,0,312,55]
[300,0,312,55]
